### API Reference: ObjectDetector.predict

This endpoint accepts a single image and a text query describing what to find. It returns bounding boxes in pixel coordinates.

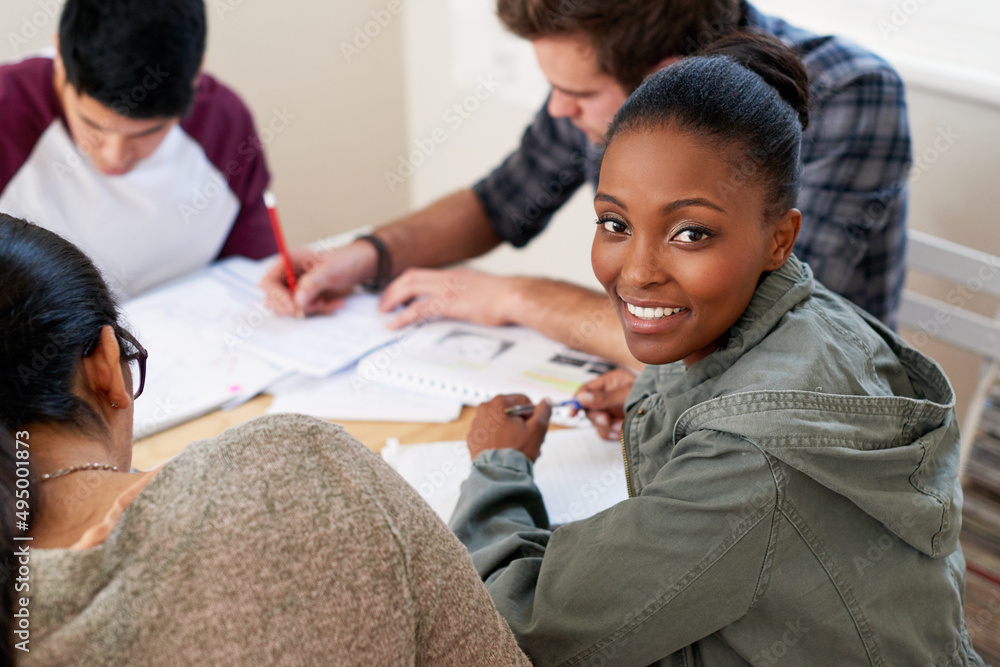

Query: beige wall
[1,0,410,245]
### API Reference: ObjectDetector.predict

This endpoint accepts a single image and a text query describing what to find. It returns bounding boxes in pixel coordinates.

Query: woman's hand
[466,395,551,462]
[574,368,637,440]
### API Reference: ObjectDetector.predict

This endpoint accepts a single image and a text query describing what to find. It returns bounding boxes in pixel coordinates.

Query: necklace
[40,463,120,483]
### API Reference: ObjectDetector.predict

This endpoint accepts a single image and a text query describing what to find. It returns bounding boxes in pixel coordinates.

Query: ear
[78,325,133,411]
[648,55,680,76]
[764,208,801,271]
[52,34,65,87]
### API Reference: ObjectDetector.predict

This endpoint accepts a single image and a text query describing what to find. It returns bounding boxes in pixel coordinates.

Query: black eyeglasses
[83,325,148,400]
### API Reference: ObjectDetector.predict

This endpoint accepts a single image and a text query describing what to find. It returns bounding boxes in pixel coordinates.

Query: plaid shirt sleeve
[472,100,595,247]
[794,42,912,327]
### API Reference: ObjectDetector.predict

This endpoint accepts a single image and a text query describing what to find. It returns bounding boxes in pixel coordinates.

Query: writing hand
[467,394,552,462]
[260,242,377,317]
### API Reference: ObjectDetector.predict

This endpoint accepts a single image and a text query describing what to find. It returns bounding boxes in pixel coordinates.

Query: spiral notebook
[355,321,615,407]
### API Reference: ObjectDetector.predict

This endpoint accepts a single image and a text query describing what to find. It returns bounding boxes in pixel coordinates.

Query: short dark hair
[607,31,809,219]
[497,0,743,92]
[0,215,136,436]
[58,0,207,119]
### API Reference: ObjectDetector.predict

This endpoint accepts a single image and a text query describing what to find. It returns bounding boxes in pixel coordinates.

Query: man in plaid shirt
[265,0,910,367]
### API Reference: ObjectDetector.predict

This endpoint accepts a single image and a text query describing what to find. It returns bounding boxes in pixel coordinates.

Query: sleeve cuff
[473,448,534,475]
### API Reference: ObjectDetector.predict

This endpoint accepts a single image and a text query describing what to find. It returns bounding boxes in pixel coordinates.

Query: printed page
[267,369,463,423]
[382,427,628,524]
[358,320,615,405]
[124,266,288,438]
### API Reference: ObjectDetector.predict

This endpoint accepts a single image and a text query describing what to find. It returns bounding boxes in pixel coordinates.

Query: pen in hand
[264,190,304,319]
[504,398,582,417]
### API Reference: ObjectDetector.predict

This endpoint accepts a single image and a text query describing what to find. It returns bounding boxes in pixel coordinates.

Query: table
[131,395,480,471]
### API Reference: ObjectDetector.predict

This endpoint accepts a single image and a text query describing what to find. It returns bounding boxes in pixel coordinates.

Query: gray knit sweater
[25,415,529,666]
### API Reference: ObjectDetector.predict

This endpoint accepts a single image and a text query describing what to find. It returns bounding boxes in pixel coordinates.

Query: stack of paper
[125,257,410,438]
[382,427,629,524]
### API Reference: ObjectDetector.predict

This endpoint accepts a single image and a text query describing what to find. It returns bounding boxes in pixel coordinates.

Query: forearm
[506,277,641,369]
[374,189,502,276]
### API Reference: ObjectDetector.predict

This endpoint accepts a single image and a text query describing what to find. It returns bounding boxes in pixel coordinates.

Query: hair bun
[696,30,810,130]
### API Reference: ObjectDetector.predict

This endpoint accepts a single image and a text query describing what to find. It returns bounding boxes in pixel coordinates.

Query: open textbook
[382,427,629,524]
[356,321,615,407]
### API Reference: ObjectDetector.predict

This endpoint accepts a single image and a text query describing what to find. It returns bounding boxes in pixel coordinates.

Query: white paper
[125,256,404,438]
[124,264,289,439]
[382,428,629,524]
[241,293,402,378]
[266,370,464,423]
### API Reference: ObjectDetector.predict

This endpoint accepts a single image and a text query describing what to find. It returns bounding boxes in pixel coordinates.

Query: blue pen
[504,398,582,416]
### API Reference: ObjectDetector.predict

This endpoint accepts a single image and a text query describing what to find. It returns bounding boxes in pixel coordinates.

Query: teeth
[624,301,684,320]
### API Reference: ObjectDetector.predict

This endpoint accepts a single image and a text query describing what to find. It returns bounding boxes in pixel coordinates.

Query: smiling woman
[592,126,799,366]
[450,32,985,666]
[591,32,807,367]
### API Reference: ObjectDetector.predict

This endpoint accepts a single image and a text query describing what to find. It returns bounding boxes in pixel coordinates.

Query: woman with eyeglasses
[0,215,529,665]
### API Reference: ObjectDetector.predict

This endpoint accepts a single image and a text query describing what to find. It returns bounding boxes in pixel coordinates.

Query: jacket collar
[680,255,813,386]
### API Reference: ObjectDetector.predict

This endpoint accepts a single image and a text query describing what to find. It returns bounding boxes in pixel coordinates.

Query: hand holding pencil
[263,191,303,318]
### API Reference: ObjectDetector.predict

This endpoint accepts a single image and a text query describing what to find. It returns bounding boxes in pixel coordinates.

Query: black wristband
[356,234,393,293]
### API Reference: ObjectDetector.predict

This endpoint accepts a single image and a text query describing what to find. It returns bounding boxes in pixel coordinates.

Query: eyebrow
[663,198,727,215]
[595,192,626,209]
[79,113,170,138]
[551,83,597,98]
[595,193,728,215]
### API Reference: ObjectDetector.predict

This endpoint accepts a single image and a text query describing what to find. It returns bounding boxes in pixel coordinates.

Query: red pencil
[263,190,302,317]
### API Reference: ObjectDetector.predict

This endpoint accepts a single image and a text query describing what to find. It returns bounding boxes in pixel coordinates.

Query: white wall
[751,1,1000,427]
[401,0,601,290]
[0,0,411,245]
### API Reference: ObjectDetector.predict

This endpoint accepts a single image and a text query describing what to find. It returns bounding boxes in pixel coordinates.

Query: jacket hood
[668,256,963,558]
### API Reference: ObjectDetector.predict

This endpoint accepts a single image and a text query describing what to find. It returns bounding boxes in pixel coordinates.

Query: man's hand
[574,368,638,440]
[380,267,519,330]
[259,242,378,316]
[467,394,552,462]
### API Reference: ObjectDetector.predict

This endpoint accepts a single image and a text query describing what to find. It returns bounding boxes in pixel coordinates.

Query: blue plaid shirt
[472,4,911,326]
